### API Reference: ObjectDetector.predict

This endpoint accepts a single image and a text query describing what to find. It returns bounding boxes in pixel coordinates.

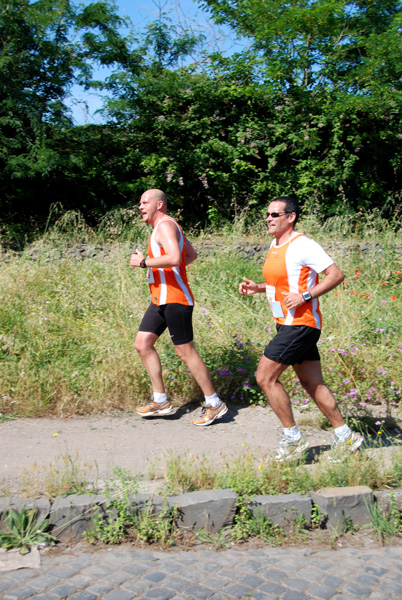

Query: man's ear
[288,211,297,224]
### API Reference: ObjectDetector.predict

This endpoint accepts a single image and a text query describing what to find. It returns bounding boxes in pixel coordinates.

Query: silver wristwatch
[302,290,312,302]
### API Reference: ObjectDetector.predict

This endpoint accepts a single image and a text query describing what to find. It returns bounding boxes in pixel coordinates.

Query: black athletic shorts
[264,324,321,365]
[138,302,194,346]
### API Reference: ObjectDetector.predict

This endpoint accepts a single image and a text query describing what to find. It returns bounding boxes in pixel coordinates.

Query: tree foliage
[199,0,402,94]
[0,0,131,228]
[1,0,402,236]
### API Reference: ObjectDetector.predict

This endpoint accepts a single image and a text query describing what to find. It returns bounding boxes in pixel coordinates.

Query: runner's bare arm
[185,237,197,266]
[130,222,188,269]
[144,219,182,268]
[239,277,266,296]
[313,263,344,296]
[283,263,344,309]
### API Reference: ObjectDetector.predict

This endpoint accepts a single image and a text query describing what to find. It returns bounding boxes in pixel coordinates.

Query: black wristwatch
[140,258,147,269]
[302,290,312,302]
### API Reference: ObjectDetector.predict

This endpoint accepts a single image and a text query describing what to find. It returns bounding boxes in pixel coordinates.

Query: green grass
[368,492,402,543]
[159,444,402,498]
[0,208,400,420]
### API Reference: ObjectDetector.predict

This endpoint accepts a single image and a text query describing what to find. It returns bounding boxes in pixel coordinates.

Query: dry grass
[0,211,400,418]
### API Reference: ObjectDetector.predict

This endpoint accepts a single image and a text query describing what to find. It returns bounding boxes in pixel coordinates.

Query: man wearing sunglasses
[239,195,363,462]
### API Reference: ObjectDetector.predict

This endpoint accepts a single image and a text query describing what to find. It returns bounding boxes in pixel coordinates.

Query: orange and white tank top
[147,217,194,307]
[262,233,334,329]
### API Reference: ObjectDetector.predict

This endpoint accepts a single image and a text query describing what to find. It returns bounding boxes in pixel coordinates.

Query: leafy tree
[1,0,402,235]
[190,0,402,216]
[0,0,132,230]
[99,37,402,223]
[102,54,272,223]
[199,0,402,94]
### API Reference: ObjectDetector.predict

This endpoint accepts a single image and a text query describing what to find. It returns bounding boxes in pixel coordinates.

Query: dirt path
[0,403,337,495]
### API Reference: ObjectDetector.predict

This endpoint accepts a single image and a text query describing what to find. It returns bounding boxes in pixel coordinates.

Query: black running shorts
[264,324,321,365]
[138,302,194,346]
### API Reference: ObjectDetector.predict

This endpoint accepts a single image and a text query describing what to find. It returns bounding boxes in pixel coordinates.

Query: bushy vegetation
[0,209,400,420]
[1,0,402,235]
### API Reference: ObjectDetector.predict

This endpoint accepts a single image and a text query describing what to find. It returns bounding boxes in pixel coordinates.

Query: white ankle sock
[204,393,220,408]
[283,425,300,440]
[153,392,168,404]
[334,424,350,438]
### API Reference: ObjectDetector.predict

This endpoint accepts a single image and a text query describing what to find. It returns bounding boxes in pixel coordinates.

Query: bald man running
[130,189,228,426]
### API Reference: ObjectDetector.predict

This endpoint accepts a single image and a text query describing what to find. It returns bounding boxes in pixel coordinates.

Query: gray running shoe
[327,430,364,463]
[272,432,309,462]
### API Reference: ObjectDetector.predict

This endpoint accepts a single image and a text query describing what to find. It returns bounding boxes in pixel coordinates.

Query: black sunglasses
[266,211,289,218]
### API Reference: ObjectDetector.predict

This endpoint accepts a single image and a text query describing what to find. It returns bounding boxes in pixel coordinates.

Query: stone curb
[0,487,401,542]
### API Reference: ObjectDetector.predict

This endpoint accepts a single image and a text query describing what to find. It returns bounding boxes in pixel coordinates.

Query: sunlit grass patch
[0,210,400,417]
[15,452,95,499]
[159,444,402,499]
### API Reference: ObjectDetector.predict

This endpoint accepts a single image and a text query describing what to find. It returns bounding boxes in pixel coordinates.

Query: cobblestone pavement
[1,543,402,600]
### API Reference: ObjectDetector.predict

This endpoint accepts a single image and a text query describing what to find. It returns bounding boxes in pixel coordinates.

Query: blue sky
[68,0,245,125]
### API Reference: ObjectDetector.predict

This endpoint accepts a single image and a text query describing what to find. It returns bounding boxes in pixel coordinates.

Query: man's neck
[273,229,297,246]
[151,211,168,228]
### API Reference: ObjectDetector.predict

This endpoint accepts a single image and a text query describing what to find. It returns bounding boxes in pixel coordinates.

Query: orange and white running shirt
[262,233,334,329]
[147,217,194,307]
